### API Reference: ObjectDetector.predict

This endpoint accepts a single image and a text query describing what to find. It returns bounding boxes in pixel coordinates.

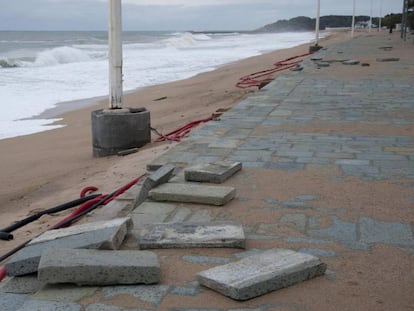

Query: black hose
[0,232,13,241]
[0,194,101,237]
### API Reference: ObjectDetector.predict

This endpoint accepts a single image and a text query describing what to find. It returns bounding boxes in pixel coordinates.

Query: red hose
[155,115,214,142]
[0,266,6,282]
[80,186,98,198]
[236,52,312,89]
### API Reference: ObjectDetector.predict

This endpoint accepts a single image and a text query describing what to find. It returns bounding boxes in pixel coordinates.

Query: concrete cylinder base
[91,108,151,157]
[309,45,323,53]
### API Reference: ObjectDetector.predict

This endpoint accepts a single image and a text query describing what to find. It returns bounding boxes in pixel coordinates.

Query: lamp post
[310,0,322,52]
[315,0,321,46]
[91,0,151,157]
[369,0,373,32]
[351,0,356,37]
[109,0,123,109]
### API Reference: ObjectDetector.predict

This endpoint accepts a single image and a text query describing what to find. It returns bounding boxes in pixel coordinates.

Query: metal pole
[379,0,383,31]
[369,0,373,32]
[352,0,356,37]
[315,0,321,45]
[108,0,123,109]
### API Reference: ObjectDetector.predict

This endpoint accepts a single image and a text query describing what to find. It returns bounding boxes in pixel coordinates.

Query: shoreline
[0,30,349,256]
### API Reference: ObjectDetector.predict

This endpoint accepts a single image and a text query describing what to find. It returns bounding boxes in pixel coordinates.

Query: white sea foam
[0,31,316,139]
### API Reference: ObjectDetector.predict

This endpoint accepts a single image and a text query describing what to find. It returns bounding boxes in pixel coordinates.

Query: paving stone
[0,275,44,294]
[29,217,132,245]
[0,293,29,311]
[32,284,98,303]
[85,304,143,311]
[139,221,245,249]
[298,248,337,257]
[145,164,176,188]
[6,218,131,277]
[131,202,176,230]
[186,210,213,222]
[184,161,242,183]
[38,249,160,285]
[280,214,307,232]
[342,60,360,65]
[149,183,236,206]
[359,217,414,246]
[307,216,357,242]
[102,285,170,305]
[16,299,82,311]
[197,249,326,301]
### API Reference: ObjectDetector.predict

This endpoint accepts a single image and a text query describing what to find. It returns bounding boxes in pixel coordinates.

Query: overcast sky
[0,0,403,31]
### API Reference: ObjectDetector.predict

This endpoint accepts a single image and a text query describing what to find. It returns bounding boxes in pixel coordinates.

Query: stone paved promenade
[2,33,414,310]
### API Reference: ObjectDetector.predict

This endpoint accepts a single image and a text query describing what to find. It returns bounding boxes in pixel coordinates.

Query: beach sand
[0,31,349,254]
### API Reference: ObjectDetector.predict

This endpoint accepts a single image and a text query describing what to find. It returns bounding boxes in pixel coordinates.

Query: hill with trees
[255,15,371,32]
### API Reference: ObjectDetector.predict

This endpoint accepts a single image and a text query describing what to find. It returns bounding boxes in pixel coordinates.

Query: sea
[0,30,316,140]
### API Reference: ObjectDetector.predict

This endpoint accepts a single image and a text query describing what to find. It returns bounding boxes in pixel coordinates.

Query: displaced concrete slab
[146,164,176,188]
[139,221,245,249]
[38,249,160,286]
[197,249,326,301]
[149,183,236,206]
[184,161,242,184]
[6,218,131,277]
[29,217,132,245]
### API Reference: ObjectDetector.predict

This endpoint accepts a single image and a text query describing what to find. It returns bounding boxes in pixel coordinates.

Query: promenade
[1,32,413,311]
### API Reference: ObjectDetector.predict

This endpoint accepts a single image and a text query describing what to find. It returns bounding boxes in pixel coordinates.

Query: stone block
[6,218,131,277]
[184,161,242,184]
[149,183,236,206]
[38,249,160,285]
[146,164,176,188]
[197,249,326,301]
[29,217,132,246]
[139,221,245,249]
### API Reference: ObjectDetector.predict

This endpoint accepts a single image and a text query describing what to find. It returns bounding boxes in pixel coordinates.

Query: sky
[0,0,403,31]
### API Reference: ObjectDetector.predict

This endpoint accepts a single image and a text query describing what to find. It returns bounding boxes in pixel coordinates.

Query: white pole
[315,0,321,46]
[352,0,356,37]
[379,0,383,31]
[108,0,123,109]
[369,0,373,32]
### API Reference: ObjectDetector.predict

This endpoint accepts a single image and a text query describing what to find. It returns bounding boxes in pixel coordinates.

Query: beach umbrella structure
[91,0,151,157]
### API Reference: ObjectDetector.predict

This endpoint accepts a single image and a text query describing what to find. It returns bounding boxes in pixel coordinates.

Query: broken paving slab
[139,221,245,249]
[184,161,242,184]
[6,218,131,277]
[38,249,160,286]
[197,249,326,301]
[149,183,236,206]
[29,217,132,246]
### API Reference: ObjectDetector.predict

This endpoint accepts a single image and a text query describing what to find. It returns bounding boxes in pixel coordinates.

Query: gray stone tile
[359,217,414,246]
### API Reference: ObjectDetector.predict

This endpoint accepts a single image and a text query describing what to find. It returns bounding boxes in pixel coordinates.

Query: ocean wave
[163,32,212,49]
[32,46,92,66]
[1,46,93,68]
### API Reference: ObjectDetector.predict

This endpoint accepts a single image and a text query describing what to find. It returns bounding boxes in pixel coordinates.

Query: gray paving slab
[38,248,160,285]
[0,275,44,294]
[29,217,132,245]
[149,183,236,206]
[197,249,326,300]
[0,293,30,311]
[139,221,245,249]
[184,161,242,183]
[16,299,82,311]
[6,218,131,276]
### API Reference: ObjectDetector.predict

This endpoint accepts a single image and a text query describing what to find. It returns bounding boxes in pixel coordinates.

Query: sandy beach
[0,31,349,254]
